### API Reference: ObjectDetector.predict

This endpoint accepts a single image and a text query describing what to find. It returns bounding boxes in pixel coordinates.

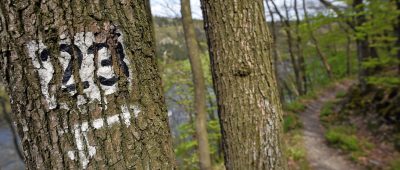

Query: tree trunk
[395,0,400,74]
[302,0,333,79]
[200,0,287,169]
[0,0,175,169]
[265,0,285,102]
[293,0,308,94]
[353,0,371,90]
[346,35,352,76]
[270,0,303,96]
[180,0,213,169]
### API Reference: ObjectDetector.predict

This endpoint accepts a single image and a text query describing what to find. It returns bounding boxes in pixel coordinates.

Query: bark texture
[0,0,175,169]
[180,0,212,169]
[200,0,286,169]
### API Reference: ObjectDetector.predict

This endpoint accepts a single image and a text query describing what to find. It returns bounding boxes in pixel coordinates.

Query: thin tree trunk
[395,0,400,74]
[270,0,303,96]
[180,0,213,169]
[293,0,308,94]
[353,0,371,90]
[200,0,287,169]
[302,0,333,79]
[265,0,285,102]
[346,35,352,76]
[0,0,175,169]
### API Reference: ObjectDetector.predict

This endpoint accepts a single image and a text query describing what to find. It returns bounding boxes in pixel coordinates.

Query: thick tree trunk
[302,0,333,79]
[200,0,287,169]
[180,0,213,169]
[0,0,175,169]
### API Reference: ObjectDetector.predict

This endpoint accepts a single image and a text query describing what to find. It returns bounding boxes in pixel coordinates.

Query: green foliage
[320,101,335,124]
[0,86,10,121]
[367,76,400,88]
[283,113,302,133]
[284,101,306,113]
[362,56,399,69]
[287,144,306,161]
[335,90,347,98]
[325,126,360,152]
[390,157,400,170]
[174,120,223,169]
[284,131,310,170]
[325,125,374,161]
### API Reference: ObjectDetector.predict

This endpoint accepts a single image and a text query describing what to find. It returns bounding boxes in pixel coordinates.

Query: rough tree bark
[302,0,333,79]
[0,0,175,169]
[200,0,287,169]
[180,0,213,169]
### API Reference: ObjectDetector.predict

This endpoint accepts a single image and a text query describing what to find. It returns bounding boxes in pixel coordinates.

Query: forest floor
[299,80,362,170]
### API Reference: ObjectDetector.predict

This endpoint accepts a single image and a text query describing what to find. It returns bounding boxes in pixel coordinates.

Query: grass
[320,101,336,125]
[283,113,302,133]
[390,157,400,170]
[325,126,360,151]
[325,125,374,162]
[284,130,310,170]
[284,101,306,113]
[335,90,347,98]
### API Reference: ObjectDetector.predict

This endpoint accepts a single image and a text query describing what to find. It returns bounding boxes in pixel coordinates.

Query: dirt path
[299,80,361,170]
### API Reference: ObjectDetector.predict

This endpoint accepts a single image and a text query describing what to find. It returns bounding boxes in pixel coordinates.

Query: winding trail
[299,80,360,170]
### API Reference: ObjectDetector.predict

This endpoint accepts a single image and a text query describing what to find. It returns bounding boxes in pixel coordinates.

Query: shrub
[325,126,360,152]
[335,90,347,98]
[390,157,400,170]
[285,101,306,113]
[283,113,302,132]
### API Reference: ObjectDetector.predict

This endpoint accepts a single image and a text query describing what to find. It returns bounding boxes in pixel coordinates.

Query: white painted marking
[97,47,118,95]
[60,103,70,110]
[67,151,75,160]
[130,105,141,118]
[74,32,101,102]
[106,114,119,125]
[92,119,104,129]
[27,41,57,109]
[63,105,137,169]
[77,95,87,107]
[121,105,131,126]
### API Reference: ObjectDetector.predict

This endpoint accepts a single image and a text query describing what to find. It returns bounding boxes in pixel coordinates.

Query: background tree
[180,0,213,169]
[200,0,287,169]
[0,0,175,169]
[270,0,303,96]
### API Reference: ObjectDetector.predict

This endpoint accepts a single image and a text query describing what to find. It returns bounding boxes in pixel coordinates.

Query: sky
[150,0,335,20]
[150,0,203,19]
